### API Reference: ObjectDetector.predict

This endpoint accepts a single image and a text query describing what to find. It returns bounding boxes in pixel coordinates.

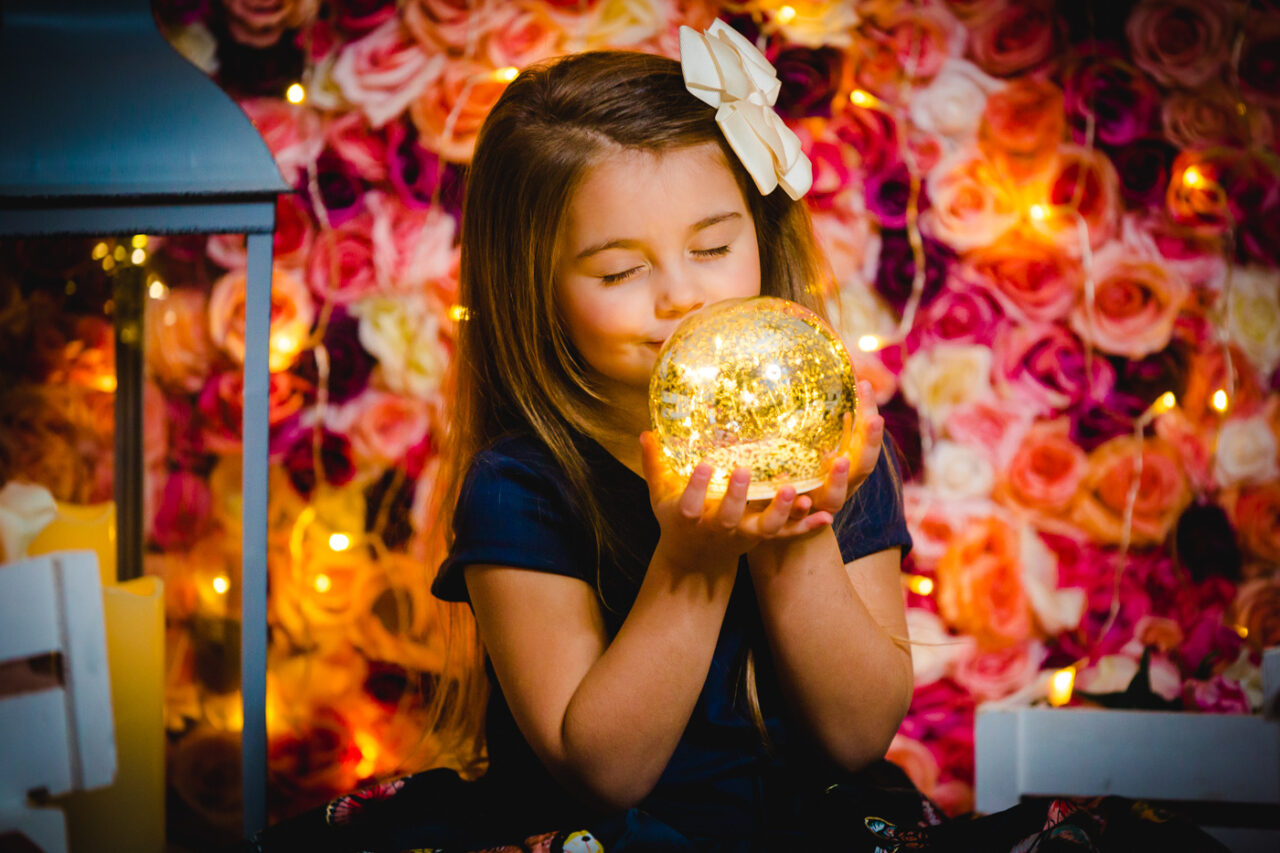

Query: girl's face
[554,142,762,411]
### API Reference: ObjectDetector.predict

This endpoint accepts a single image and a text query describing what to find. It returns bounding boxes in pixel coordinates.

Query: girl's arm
[465,442,832,811]
[746,381,913,771]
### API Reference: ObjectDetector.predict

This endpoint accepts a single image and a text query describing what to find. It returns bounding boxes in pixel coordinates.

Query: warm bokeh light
[353,731,380,778]
[285,82,306,104]
[91,241,109,260]
[131,248,146,264]
[1048,667,1075,707]
[857,334,882,352]
[328,532,352,552]
[313,573,333,593]
[449,304,471,322]
[92,373,117,393]
[904,575,934,596]
[148,279,169,300]
[1182,166,1203,187]
[1154,391,1177,414]
[1211,389,1229,412]
[1235,624,1249,639]
[850,89,874,107]
[212,575,230,595]
[1029,204,1049,221]
[131,234,148,249]
[776,5,797,24]
[494,66,519,83]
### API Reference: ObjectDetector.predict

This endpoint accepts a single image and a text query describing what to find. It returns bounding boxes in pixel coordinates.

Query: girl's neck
[590,387,650,477]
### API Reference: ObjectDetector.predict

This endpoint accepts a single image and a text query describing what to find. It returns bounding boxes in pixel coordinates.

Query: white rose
[351,294,449,400]
[926,439,995,499]
[169,22,220,75]
[1019,523,1085,635]
[1214,413,1280,487]
[899,343,994,426]
[1225,266,1280,379]
[905,606,973,686]
[909,58,1004,146]
[0,481,58,563]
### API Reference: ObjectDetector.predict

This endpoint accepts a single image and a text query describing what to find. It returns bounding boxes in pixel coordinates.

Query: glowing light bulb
[286,83,306,104]
[354,731,379,778]
[776,5,797,24]
[1235,624,1249,639]
[148,280,168,300]
[91,242,109,260]
[448,304,470,322]
[131,248,146,264]
[1182,166,1203,187]
[131,234,148,249]
[93,373,118,393]
[850,89,874,107]
[494,66,519,83]
[1211,389,1229,413]
[904,575,934,596]
[212,575,230,595]
[1153,391,1176,414]
[113,245,127,261]
[1029,203,1049,221]
[272,333,297,357]
[857,334,882,353]
[313,573,332,593]
[328,532,351,552]
[1048,667,1075,707]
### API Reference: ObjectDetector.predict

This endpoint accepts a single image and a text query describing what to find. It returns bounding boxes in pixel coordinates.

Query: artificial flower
[936,515,1032,649]
[994,321,1113,416]
[926,439,996,500]
[208,265,315,373]
[953,639,1044,702]
[1126,0,1231,87]
[899,343,994,428]
[409,59,509,163]
[1215,413,1280,488]
[1233,577,1280,652]
[945,397,1035,471]
[967,0,1058,77]
[905,606,974,687]
[146,286,218,393]
[307,212,378,304]
[920,147,1020,252]
[758,0,859,49]
[884,734,940,799]
[0,480,57,563]
[1067,240,1189,359]
[1224,266,1280,380]
[1073,435,1192,547]
[907,282,1004,351]
[1063,54,1160,148]
[909,58,1006,149]
[332,17,443,128]
[999,419,1088,518]
[351,293,450,400]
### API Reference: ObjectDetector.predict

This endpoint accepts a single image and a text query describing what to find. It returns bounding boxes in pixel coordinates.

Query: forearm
[748,530,912,771]
[556,543,736,808]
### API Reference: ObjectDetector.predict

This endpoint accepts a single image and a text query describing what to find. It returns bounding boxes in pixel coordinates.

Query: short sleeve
[832,439,912,565]
[432,442,591,603]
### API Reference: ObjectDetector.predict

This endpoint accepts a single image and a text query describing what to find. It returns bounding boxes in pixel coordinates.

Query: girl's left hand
[799,379,885,517]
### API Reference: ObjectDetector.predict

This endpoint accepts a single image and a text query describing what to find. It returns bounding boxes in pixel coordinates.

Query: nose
[653,266,704,319]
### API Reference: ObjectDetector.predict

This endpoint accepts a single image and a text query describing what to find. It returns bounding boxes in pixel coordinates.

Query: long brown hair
[422,48,834,772]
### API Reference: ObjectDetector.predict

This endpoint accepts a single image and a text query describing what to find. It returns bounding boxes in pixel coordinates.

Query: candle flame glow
[1049,667,1075,707]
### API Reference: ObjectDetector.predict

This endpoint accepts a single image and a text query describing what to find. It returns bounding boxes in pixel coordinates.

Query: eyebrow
[573,212,742,261]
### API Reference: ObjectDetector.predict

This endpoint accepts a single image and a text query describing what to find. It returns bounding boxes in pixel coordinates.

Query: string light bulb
[286,82,306,104]
[1181,165,1203,187]
[328,532,351,552]
[131,234,147,249]
[1211,389,1229,413]
[448,304,470,322]
[494,66,519,83]
[1048,667,1075,707]
[776,4,797,24]
[313,573,332,593]
[1152,391,1177,415]
[131,248,146,264]
[91,242,109,260]
[903,575,934,596]
[850,89,875,108]
[212,575,230,595]
[857,334,882,352]
[1029,203,1049,222]
[149,279,169,300]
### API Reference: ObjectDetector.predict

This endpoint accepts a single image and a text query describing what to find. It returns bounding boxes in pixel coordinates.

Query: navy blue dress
[428,430,913,848]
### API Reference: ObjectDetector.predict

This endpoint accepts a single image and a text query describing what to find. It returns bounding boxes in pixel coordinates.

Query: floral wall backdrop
[3,0,1279,844]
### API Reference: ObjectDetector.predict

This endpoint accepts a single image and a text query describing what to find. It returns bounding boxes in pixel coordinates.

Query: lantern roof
[0,0,290,203]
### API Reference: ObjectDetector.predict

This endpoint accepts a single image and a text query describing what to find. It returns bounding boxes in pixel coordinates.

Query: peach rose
[1067,241,1189,359]
[903,484,999,566]
[409,60,509,163]
[1119,212,1226,298]
[483,1,565,70]
[333,18,444,128]
[146,287,218,393]
[885,734,940,798]
[979,77,1064,167]
[911,58,1006,150]
[899,344,994,428]
[946,397,1034,471]
[1126,0,1231,87]
[307,213,378,305]
[325,111,388,183]
[1233,577,1280,652]
[1134,615,1184,653]
[1153,409,1215,494]
[936,515,1032,649]
[403,0,488,57]
[861,1,966,86]
[1072,436,1192,547]
[959,230,1080,323]
[333,390,432,468]
[921,147,1020,252]
[209,266,314,373]
[968,0,1058,77]
[1000,420,1087,516]
[1228,483,1280,564]
[238,98,323,185]
[569,0,672,51]
[1216,413,1280,488]
[953,639,1044,701]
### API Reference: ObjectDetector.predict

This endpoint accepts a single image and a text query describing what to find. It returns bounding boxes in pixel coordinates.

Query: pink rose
[921,148,1020,251]
[146,287,218,393]
[1067,241,1189,359]
[1182,675,1251,714]
[151,469,213,551]
[994,322,1113,415]
[325,111,389,183]
[958,230,1080,322]
[336,390,432,468]
[208,266,314,373]
[1120,212,1226,297]
[1126,0,1231,87]
[937,516,1032,649]
[967,0,1058,77]
[979,77,1064,167]
[403,0,483,57]
[238,98,322,185]
[409,60,509,163]
[333,18,444,128]
[483,1,565,70]
[307,213,378,305]
[862,2,966,87]
[799,132,865,213]
[369,192,458,295]
[1072,436,1193,547]
[904,485,998,566]
[1000,419,1088,516]
[197,369,311,454]
[833,106,900,180]
[946,397,1034,470]
[953,639,1044,701]
[1153,410,1214,494]
[907,283,1004,351]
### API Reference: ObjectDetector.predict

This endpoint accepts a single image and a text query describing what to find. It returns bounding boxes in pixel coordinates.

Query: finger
[754,485,797,535]
[778,510,833,537]
[716,467,751,528]
[788,493,813,521]
[638,432,669,503]
[679,463,714,520]
[812,455,851,513]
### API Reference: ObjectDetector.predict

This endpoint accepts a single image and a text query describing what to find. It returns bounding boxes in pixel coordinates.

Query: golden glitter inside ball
[649,296,858,500]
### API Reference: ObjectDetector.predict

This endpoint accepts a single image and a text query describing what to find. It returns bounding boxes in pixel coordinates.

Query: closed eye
[692,245,731,259]
[600,266,643,285]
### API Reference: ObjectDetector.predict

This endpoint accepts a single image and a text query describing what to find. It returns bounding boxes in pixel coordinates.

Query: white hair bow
[679,20,813,200]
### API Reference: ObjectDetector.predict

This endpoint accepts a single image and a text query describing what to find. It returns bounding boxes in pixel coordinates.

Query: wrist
[651,536,738,579]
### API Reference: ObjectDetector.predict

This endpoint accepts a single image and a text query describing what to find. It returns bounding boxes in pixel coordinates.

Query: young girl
[249,23,1231,853]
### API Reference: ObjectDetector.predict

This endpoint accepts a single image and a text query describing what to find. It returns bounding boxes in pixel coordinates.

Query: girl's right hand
[639,431,833,571]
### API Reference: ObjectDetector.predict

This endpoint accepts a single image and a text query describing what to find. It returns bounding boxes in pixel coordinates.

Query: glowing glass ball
[649,296,858,500]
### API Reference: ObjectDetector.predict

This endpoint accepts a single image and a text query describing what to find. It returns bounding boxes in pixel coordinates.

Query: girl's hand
[639,431,833,570]
[801,379,885,517]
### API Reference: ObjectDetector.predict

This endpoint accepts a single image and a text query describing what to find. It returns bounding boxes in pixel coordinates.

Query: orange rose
[409,60,509,163]
[1000,419,1087,518]
[958,229,1081,323]
[1134,615,1183,653]
[1233,577,1280,652]
[936,515,1032,650]
[1228,483,1280,564]
[1072,436,1192,547]
[1067,241,1189,359]
[208,266,314,373]
[980,77,1064,163]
